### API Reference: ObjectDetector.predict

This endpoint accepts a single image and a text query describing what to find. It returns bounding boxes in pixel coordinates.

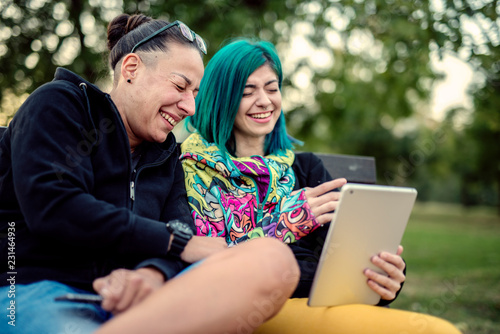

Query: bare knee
[199,237,299,307]
[244,238,300,298]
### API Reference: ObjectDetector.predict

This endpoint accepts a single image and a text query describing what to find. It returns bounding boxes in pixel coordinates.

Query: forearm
[180,235,227,263]
[267,190,322,243]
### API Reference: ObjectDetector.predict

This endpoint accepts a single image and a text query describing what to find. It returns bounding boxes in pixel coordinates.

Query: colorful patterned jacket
[180,132,321,244]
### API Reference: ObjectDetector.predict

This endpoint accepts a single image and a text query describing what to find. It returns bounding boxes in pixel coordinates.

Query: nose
[178,92,196,116]
[255,89,272,109]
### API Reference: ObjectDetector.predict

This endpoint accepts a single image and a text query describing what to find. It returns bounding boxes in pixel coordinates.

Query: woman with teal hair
[180,39,463,334]
[187,39,295,156]
[182,39,345,245]
[180,38,404,302]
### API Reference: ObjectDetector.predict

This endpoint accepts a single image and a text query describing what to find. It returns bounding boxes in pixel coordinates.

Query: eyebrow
[172,72,200,92]
[245,79,279,88]
[172,72,192,86]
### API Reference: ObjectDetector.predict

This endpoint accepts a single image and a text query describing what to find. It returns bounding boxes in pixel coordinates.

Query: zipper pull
[130,181,135,201]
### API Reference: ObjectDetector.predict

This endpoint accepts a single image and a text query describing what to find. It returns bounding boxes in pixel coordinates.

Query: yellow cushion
[255,298,462,334]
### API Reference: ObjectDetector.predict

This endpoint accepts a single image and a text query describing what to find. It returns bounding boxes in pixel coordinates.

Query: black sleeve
[292,152,332,189]
[135,258,187,280]
[290,152,333,298]
[144,149,194,279]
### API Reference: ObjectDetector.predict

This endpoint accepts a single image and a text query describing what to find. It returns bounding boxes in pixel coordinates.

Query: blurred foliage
[0,0,498,211]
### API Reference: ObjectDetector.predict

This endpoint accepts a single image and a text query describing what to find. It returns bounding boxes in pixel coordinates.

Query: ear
[120,53,141,82]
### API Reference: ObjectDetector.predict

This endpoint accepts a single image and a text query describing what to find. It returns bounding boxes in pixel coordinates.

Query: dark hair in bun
[106,13,200,69]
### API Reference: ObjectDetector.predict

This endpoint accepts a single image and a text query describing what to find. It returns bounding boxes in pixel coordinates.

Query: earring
[127,79,132,84]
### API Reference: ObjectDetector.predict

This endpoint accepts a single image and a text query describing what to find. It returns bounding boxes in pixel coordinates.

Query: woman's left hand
[93,267,164,314]
[363,245,406,301]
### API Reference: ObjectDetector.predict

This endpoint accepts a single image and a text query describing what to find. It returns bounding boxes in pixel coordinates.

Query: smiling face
[233,64,282,157]
[113,43,204,150]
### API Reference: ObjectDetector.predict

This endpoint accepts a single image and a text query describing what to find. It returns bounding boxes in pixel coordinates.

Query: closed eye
[242,88,255,97]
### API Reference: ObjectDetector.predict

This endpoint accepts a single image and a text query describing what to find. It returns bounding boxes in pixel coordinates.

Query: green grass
[390,202,500,334]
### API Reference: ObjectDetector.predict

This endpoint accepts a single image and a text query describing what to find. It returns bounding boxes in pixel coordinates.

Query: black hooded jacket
[0,68,193,290]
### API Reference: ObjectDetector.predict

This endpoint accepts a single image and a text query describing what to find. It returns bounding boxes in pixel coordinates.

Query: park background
[0,0,498,333]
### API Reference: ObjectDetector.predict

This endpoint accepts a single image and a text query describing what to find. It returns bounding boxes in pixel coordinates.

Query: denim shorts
[0,280,112,334]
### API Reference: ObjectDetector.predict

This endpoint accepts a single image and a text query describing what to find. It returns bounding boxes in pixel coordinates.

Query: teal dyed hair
[187,38,300,156]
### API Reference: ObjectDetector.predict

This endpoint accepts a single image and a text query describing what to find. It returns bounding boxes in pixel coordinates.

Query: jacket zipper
[129,159,169,210]
[105,95,139,210]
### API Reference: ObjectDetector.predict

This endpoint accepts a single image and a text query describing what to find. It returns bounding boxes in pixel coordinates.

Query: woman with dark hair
[0,15,299,334]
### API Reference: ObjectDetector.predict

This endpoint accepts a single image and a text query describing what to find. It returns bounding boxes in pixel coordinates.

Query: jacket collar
[53,68,104,96]
[139,133,177,167]
[54,67,177,164]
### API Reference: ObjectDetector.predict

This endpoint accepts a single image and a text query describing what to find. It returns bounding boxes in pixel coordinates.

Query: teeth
[160,112,178,126]
[251,112,271,119]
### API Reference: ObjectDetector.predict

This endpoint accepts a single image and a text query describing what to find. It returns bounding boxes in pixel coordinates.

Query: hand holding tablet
[308,183,417,307]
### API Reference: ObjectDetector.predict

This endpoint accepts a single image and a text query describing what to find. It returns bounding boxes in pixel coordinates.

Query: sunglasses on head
[131,20,207,54]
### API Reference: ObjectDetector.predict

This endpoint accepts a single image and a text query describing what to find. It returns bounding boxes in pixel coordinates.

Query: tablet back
[308,183,417,307]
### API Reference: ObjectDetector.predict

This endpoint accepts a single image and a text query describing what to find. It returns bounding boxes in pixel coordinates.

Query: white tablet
[308,183,417,307]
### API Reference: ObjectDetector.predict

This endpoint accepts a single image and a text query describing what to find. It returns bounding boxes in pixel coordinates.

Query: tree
[1,0,498,210]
